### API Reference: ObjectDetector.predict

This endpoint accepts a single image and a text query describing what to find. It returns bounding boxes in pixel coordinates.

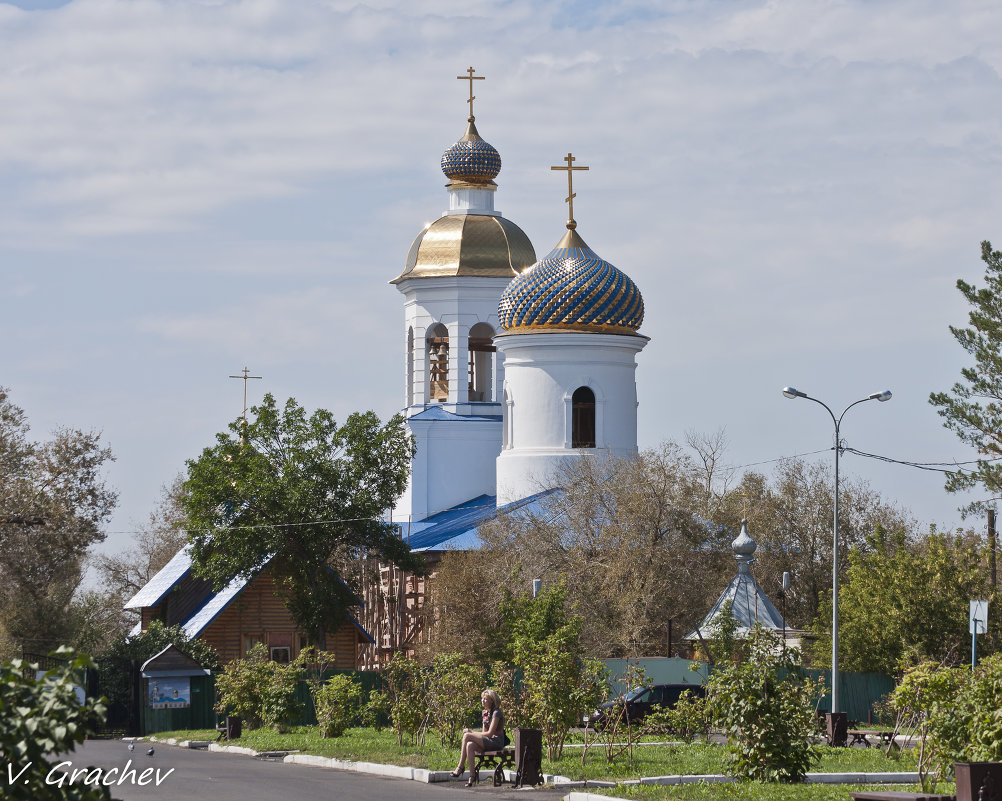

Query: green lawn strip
[590,782,954,801]
[151,729,915,782]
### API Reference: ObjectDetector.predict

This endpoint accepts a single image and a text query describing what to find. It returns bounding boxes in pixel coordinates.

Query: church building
[361,70,649,662]
[127,70,650,669]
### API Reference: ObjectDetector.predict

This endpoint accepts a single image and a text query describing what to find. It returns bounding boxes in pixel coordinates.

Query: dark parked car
[586,683,706,728]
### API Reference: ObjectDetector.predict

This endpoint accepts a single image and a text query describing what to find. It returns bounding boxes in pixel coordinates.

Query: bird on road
[128,742,135,752]
[146,747,155,757]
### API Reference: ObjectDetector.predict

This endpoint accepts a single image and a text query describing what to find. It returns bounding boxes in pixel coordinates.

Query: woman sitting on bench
[452,689,505,786]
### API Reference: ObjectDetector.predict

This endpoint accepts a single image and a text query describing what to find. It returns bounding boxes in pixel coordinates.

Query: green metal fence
[140,670,384,735]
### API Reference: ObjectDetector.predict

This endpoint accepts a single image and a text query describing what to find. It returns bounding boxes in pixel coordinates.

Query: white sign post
[971,600,988,669]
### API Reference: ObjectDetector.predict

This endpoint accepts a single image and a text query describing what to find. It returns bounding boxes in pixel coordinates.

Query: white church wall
[395,415,502,522]
[495,331,647,505]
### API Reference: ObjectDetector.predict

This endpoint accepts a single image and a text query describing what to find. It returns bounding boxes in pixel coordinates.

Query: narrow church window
[468,322,495,402]
[427,323,449,402]
[406,327,414,406]
[572,386,596,448]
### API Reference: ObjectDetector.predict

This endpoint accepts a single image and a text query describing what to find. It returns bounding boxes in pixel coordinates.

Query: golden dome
[391,214,536,283]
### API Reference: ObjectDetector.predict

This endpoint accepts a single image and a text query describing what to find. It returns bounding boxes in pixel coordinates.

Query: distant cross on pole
[550,153,589,229]
[739,488,751,518]
[228,367,262,444]
[457,66,485,122]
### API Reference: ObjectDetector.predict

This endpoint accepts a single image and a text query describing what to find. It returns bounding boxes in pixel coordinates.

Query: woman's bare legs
[455,731,487,772]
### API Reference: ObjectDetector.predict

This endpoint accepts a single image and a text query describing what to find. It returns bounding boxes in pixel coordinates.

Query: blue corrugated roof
[123,546,193,609]
[405,489,559,552]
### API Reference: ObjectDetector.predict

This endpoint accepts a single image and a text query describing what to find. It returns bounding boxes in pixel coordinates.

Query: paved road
[37,739,567,801]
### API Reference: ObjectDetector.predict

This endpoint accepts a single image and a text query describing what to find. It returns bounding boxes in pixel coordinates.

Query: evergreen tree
[930,240,1002,515]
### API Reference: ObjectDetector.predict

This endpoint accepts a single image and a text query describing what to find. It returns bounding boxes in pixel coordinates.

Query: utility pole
[989,509,997,590]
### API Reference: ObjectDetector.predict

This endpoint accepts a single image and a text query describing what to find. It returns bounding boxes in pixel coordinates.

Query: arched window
[467,322,495,402]
[571,386,596,448]
[406,327,414,406]
[427,323,449,403]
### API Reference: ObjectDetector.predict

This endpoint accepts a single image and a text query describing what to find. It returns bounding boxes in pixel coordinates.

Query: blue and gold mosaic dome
[441,120,501,184]
[498,227,644,333]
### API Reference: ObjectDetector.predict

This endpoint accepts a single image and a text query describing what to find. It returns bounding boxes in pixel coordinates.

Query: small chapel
[358,69,650,663]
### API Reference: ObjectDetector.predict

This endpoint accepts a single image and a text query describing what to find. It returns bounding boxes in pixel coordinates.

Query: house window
[571,387,596,448]
[243,634,263,655]
[270,647,291,664]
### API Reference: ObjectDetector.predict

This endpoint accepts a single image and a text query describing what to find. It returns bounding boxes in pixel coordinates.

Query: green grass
[592,782,955,801]
[150,728,917,782]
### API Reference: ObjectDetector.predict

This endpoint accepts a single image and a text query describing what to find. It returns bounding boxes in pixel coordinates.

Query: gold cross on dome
[550,153,589,228]
[457,66,485,121]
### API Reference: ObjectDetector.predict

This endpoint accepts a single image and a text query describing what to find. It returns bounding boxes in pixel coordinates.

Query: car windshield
[624,687,649,701]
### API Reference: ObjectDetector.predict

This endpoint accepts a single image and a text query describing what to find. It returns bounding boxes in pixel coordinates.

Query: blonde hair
[483,688,501,710]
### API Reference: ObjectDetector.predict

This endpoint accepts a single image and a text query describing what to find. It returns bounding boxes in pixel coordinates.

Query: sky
[2,0,1001,566]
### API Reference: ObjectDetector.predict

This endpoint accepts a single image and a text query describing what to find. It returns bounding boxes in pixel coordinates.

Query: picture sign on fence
[149,677,191,709]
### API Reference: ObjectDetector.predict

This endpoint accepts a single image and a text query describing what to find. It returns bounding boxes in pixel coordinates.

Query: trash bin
[956,762,1002,801]
[226,716,242,740]
[514,728,542,788]
[826,712,847,747]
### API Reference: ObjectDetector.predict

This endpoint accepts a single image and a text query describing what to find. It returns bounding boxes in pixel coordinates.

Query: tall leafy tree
[733,458,914,630]
[0,387,117,657]
[813,526,987,673]
[930,240,1002,515]
[183,394,421,649]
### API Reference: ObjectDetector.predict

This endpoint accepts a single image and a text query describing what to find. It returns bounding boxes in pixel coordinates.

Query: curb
[142,738,923,790]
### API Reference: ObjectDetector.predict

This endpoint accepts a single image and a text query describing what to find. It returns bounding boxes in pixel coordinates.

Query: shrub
[0,648,109,801]
[382,653,427,746]
[314,674,364,738]
[214,643,303,730]
[644,689,711,742]
[890,655,1002,787]
[705,630,823,782]
[425,653,482,746]
[361,688,391,730]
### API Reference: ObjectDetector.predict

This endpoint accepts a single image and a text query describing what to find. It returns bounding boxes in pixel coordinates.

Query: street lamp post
[781,386,891,715]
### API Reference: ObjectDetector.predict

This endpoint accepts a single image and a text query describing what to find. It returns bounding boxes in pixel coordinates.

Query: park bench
[850,792,954,801]
[471,748,515,786]
[848,729,901,748]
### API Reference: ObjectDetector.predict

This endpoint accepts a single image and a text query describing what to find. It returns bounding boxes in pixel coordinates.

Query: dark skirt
[482,733,505,751]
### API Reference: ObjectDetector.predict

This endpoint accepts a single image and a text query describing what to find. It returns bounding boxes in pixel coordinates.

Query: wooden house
[125,547,373,668]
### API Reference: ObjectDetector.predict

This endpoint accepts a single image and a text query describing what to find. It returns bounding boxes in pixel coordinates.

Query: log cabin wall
[195,568,361,668]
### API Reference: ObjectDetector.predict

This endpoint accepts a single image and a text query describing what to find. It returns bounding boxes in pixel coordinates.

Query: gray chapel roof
[687,519,787,639]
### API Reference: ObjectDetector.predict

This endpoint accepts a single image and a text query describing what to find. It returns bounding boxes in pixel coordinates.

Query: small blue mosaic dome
[498,227,644,333]
[441,119,501,184]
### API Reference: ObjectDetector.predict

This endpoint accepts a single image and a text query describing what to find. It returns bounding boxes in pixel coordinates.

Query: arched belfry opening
[427,323,449,403]
[468,322,496,402]
[571,386,596,448]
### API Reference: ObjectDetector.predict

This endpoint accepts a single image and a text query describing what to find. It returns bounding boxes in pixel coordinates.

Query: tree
[0,387,117,658]
[930,241,1002,515]
[95,474,188,604]
[813,526,988,673]
[732,458,914,630]
[465,444,733,658]
[183,394,422,649]
[0,648,110,801]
